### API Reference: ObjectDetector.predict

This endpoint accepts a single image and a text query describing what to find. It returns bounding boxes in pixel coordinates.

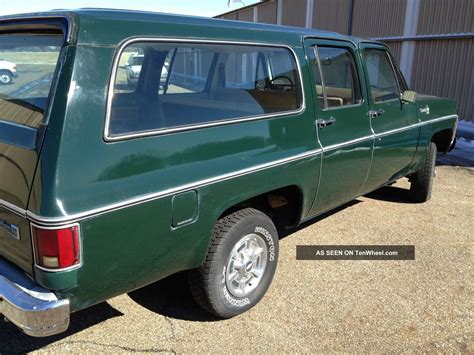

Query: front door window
[363,49,400,103]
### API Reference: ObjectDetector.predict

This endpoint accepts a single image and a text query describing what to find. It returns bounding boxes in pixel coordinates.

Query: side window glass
[116,46,144,93]
[166,47,214,94]
[310,46,362,109]
[363,49,400,103]
[109,42,302,138]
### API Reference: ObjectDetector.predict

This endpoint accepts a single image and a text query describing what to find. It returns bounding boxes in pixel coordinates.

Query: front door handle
[369,109,385,119]
[316,117,336,129]
[419,105,430,115]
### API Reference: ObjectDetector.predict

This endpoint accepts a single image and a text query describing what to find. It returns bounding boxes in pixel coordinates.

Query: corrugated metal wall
[351,0,406,37]
[221,12,237,20]
[258,2,277,24]
[312,0,350,34]
[218,0,473,121]
[387,41,403,62]
[237,8,254,22]
[281,0,307,27]
[411,38,473,122]
[417,0,473,34]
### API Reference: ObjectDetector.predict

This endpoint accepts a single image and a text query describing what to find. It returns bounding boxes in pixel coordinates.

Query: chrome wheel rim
[0,74,10,84]
[226,233,268,298]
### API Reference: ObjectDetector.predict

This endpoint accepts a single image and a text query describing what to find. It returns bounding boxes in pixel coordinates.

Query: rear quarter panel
[33,38,321,311]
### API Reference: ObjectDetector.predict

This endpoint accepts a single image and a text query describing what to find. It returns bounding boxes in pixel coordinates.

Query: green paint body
[0,10,457,312]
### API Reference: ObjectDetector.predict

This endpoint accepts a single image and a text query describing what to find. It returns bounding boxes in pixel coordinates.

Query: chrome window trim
[5,114,457,226]
[104,37,306,142]
[30,222,82,273]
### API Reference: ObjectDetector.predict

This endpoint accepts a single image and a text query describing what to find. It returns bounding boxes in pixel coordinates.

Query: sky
[0,0,256,18]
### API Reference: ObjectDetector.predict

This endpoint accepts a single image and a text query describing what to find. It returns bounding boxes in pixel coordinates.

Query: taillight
[32,225,80,270]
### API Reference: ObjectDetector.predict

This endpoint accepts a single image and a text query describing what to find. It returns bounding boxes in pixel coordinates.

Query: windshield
[0,33,63,128]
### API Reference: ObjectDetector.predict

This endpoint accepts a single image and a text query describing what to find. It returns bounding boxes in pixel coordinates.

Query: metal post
[399,0,421,86]
[277,0,283,25]
[306,0,314,29]
[347,0,354,35]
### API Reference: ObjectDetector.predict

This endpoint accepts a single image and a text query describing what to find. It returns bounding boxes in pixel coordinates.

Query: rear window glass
[0,33,62,128]
[108,41,302,138]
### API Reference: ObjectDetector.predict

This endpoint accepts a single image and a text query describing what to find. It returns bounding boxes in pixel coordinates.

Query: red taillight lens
[32,225,80,270]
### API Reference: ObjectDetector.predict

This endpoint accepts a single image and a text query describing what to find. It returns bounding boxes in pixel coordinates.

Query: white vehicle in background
[125,53,144,85]
[125,53,169,87]
[0,59,18,84]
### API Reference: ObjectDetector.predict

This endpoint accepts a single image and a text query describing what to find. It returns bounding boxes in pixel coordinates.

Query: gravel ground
[1,166,472,353]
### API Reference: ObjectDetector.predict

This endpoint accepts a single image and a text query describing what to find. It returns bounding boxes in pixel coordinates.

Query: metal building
[218,0,473,122]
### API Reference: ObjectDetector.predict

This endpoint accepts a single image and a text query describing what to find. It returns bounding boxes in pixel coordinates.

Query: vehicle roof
[0,8,382,48]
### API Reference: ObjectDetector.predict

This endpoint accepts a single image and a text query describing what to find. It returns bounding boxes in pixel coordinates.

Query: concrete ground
[1,166,472,353]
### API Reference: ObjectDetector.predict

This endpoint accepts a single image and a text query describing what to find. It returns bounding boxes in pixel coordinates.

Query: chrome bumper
[0,258,70,337]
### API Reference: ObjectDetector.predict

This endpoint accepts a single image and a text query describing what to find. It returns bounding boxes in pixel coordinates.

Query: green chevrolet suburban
[0,9,457,337]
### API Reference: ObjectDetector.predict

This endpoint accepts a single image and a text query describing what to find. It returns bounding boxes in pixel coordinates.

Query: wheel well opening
[219,186,303,232]
[431,129,454,154]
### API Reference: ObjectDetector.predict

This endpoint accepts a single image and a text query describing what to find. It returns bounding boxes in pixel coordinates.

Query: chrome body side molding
[2,114,458,226]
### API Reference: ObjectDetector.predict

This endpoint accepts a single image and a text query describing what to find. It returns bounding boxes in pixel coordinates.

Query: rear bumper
[0,258,70,337]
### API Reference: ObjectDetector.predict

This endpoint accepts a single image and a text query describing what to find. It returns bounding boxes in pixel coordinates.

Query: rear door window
[309,46,362,109]
[108,41,303,139]
[0,33,63,128]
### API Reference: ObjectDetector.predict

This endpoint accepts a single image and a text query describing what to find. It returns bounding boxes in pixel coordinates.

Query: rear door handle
[369,109,385,119]
[316,117,336,129]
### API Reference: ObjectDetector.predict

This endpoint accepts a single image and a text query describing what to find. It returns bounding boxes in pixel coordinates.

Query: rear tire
[189,208,279,318]
[410,142,437,202]
[0,71,12,85]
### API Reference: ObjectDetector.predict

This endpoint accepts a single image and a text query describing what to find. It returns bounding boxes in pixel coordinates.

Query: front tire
[410,142,437,202]
[189,208,279,318]
[0,71,12,85]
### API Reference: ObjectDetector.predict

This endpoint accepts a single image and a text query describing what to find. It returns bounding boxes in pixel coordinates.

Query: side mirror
[401,90,416,103]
